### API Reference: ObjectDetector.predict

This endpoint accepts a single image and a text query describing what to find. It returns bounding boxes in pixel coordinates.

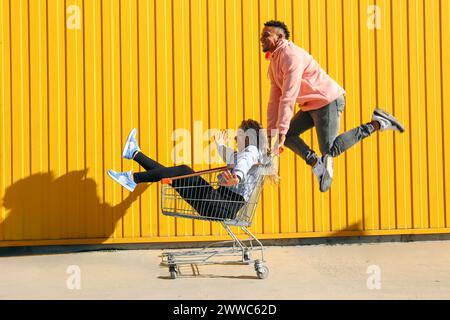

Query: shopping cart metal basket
[159,164,269,279]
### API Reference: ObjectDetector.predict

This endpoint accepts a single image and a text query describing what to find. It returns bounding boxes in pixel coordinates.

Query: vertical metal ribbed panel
[0,0,449,247]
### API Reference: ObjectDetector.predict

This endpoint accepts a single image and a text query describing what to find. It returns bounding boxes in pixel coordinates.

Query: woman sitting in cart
[107,119,276,220]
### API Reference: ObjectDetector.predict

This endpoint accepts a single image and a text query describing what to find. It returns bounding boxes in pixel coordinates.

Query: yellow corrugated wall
[1,0,449,247]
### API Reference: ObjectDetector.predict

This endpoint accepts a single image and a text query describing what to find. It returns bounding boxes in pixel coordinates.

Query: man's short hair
[264,20,290,40]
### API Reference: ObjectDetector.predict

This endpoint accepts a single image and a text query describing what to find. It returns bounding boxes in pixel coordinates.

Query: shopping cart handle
[160,154,279,184]
[160,166,231,183]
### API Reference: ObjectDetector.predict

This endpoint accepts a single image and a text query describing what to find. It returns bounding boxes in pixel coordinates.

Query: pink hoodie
[267,40,346,135]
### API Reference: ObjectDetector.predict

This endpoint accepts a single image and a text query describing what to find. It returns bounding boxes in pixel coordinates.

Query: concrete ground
[1,240,449,300]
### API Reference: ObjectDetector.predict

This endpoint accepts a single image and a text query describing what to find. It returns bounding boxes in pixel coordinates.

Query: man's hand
[218,170,240,187]
[271,133,286,155]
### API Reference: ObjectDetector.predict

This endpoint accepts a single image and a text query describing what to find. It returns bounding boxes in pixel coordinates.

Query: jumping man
[261,20,404,192]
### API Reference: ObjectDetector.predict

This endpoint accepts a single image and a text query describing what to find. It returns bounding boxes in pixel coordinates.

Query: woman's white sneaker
[107,169,136,192]
[122,128,141,159]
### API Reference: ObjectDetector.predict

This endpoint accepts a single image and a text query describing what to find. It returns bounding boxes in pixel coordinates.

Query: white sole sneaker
[320,154,333,192]
[373,108,405,133]
[107,169,136,192]
[122,128,138,159]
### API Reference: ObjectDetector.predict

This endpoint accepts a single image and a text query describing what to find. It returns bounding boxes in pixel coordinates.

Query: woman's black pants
[132,152,244,219]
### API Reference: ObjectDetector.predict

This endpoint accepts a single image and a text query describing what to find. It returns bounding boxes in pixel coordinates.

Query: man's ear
[276,29,284,40]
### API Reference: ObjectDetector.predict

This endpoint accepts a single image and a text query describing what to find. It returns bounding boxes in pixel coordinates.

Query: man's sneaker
[122,128,141,159]
[107,169,136,192]
[372,108,405,133]
[320,154,333,193]
[312,156,324,184]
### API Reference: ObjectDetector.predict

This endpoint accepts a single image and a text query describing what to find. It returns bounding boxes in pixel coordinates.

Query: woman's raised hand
[213,129,229,145]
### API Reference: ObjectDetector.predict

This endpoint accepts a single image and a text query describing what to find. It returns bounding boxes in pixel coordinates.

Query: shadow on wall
[330,222,365,237]
[0,170,366,243]
[0,170,148,242]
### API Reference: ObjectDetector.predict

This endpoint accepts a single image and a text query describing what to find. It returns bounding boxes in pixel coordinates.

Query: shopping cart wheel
[256,265,269,279]
[169,265,178,279]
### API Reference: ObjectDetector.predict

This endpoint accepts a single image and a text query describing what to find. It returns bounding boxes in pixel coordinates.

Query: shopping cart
[159,164,269,279]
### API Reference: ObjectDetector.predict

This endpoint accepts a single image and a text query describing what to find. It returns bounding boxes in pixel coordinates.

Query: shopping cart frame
[159,165,269,279]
